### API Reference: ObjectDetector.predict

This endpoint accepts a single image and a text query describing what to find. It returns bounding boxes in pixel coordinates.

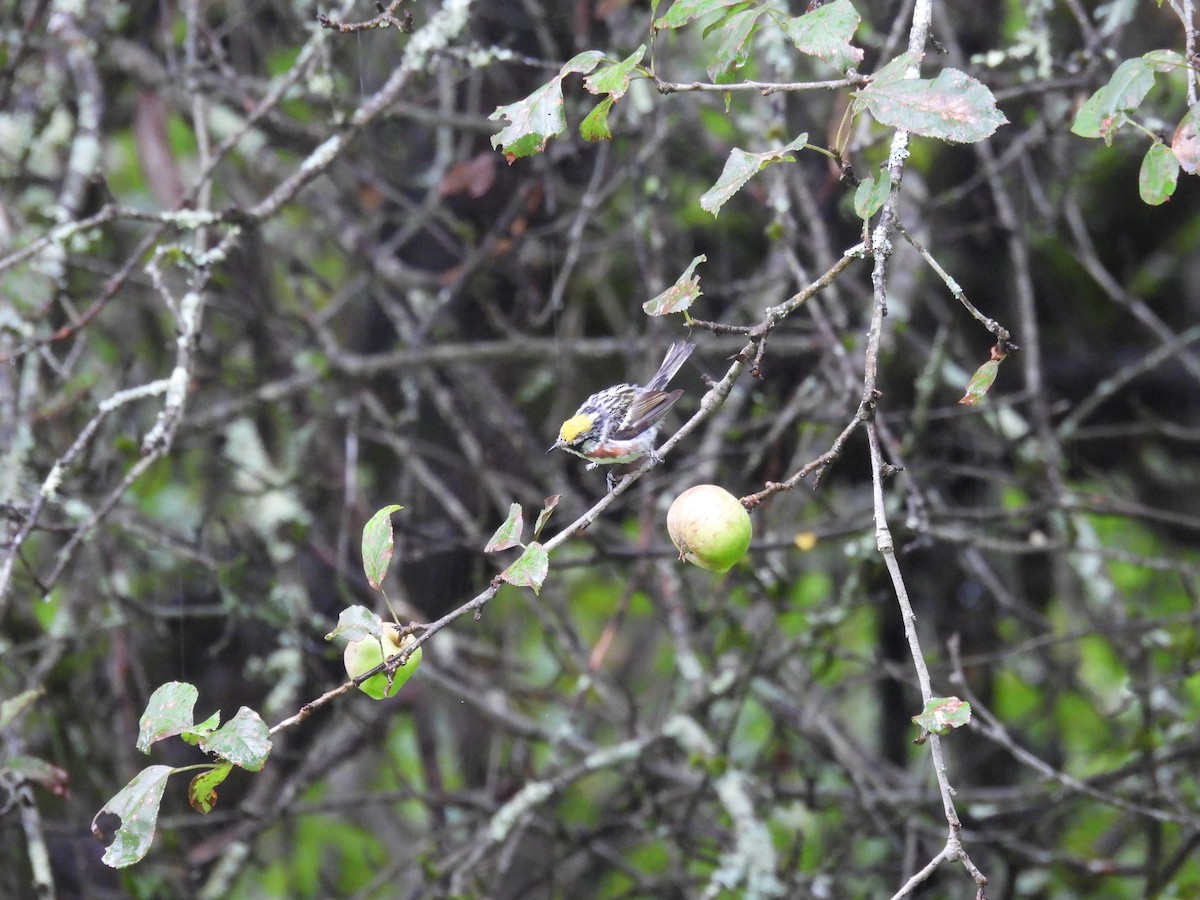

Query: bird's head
[550,413,597,452]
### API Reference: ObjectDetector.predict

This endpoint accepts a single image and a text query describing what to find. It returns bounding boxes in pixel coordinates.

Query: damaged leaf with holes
[912,696,972,737]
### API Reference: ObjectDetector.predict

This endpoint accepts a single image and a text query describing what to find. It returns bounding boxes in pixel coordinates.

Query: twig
[894,220,1017,350]
[861,1,989,894]
[318,0,414,34]
[740,410,863,508]
[947,635,1200,830]
[1058,324,1200,439]
[652,73,868,95]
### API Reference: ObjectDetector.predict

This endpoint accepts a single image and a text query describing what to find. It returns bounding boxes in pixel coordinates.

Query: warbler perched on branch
[550,340,695,487]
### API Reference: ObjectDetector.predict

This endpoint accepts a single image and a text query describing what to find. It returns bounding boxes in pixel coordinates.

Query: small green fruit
[667,484,752,573]
[343,627,422,699]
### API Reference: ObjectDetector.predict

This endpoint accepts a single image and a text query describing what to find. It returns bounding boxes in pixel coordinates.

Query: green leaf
[643,255,707,315]
[654,0,743,31]
[706,6,764,83]
[1139,142,1179,205]
[1070,57,1155,143]
[137,682,206,754]
[362,504,403,591]
[584,45,645,99]
[580,96,616,141]
[92,765,175,868]
[0,688,43,731]
[699,134,808,216]
[533,495,560,540]
[490,52,605,162]
[180,710,221,746]
[853,168,892,219]
[1172,103,1200,174]
[865,52,916,90]
[500,542,549,594]
[1142,49,1184,72]
[188,762,233,814]
[579,45,646,142]
[856,67,1008,143]
[486,502,525,552]
[325,604,383,643]
[782,0,864,72]
[4,755,69,797]
[958,358,1002,406]
[912,696,972,735]
[200,707,273,772]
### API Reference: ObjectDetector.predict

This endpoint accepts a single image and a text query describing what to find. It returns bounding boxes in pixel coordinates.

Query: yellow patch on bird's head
[558,414,594,444]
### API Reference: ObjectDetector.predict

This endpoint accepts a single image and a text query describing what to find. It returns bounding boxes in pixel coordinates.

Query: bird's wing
[610,389,684,440]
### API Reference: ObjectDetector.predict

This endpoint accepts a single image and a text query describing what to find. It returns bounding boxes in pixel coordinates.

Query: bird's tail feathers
[644,340,695,392]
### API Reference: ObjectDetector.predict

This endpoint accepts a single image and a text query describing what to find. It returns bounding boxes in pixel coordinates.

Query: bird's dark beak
[547,439,562,454]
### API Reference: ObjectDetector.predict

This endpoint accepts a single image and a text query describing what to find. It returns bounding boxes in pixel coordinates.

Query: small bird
[550,340,695,487]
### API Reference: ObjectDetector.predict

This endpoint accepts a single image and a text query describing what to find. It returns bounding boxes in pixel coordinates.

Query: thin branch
[948,635,1200,830]
[894,220,1017,349]
[740,409,863,508]
[318,0,414,34]
[652,73,867,95]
